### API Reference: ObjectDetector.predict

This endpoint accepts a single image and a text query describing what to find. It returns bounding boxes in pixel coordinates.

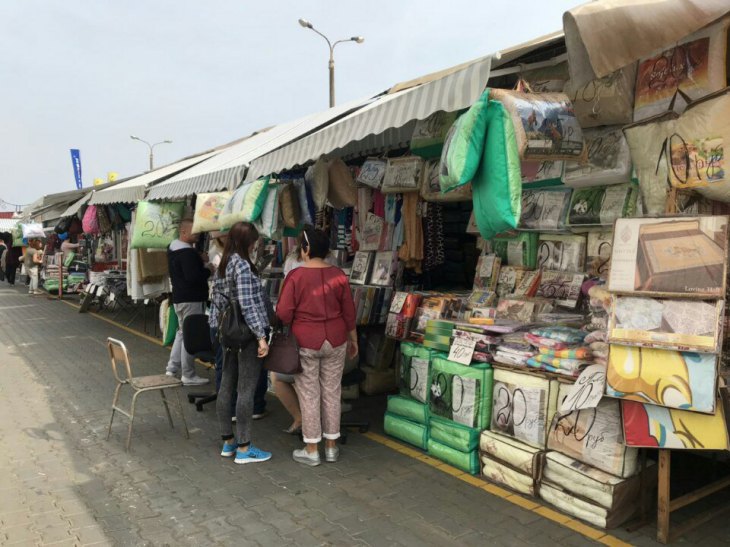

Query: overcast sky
[0,0,579,210]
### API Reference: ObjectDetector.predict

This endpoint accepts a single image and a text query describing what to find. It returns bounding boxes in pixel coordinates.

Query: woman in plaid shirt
[215,222,272,464]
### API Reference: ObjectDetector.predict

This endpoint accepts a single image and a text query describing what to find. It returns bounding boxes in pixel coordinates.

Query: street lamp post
[130,135,173,171]
[298,18,364,108]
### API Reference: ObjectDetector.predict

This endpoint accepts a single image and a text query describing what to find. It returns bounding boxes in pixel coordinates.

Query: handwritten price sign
[559,364,606,413]
[448,338,476,366]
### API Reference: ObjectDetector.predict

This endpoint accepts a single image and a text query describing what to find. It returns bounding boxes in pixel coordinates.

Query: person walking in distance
[24,239,44,295]
[5,245,21,285]
[0,238,7,282]
[165,219,210,386]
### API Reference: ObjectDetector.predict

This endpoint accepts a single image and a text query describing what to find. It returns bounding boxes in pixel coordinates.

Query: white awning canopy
[59,193,92,219]
[146,96,375,201]
[0,218,19,232]
[564,0,730,87]
[89,150,220,205]
[245,55,493,182]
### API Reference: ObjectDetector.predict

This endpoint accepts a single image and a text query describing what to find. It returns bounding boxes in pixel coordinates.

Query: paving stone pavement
[0,285,728,546]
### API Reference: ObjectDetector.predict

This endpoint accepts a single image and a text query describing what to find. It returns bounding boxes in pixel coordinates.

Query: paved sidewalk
[0,285,724,546]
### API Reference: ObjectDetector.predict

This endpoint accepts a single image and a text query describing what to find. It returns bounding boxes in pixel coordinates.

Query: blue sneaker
[234,444,272,464]
[221,441,237,458]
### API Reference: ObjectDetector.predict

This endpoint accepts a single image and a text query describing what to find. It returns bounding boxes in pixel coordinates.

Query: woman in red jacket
[276,227,357,466]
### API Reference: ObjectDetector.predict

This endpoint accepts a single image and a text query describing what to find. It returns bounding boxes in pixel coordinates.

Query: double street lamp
[130,135,172,171]
[298,18,364,108]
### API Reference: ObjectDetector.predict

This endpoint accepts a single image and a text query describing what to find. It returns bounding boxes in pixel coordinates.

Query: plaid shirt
[208,270,227,329]
[225,254,270,339]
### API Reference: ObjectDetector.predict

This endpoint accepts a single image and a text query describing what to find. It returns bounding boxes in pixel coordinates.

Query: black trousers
[5,265,16,285]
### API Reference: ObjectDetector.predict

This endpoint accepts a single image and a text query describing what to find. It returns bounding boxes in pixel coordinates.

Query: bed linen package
[399,342,436,403]
[562,126,632,188]
[633,15,730,122]
[520,188,572,231]
[429,358,493,430]
[540,482,634,529]
[541,452,654,528]
[428,439,480,475]
[521,160,564,188]
[536,233,586,272]
[429,415,480,453]
[490,367,560,448]
[479,430,543,477]
[387,395,429,425]
[549,384,640,478]
[420,159,472,202]
[410,111,459,159]
[489,89,586,161]
[384,412,428,450]
[131,201,185,249]
[492,232,538,269]
[564,64,637,128]
[481,454,536,496]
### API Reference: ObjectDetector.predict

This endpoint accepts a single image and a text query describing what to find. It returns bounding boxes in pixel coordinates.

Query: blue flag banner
[70,149,82,189]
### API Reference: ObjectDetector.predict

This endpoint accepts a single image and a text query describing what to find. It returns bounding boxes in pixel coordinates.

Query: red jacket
[276,266,356,350]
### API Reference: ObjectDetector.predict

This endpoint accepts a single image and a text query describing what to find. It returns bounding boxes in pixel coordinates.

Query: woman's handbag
[264,327,302,374]
[218,293,254,350]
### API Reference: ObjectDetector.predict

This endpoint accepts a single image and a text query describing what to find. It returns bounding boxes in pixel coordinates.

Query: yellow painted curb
[363,431,632,547]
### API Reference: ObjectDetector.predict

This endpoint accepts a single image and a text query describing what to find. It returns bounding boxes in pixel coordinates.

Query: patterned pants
[295,341,347,444]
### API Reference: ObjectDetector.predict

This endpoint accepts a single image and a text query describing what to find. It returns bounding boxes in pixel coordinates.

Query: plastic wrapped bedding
[549,384,640,478]
[564,64,637,128]
[562,126,632,188]
[491,367,559,448]
[399,342,436,403]
[429,358,493,430]
[481,455,536,496]
[384,412,428,450]
[540,483,622,529]
[387,396,429,425]
[428,439,480,475]
[479,430,542,477]
[542,452,648,511]
[429,416,480,452]
[633,15,730,122]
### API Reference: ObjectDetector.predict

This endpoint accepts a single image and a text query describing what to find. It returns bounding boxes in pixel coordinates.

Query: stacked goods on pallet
[479,430,543,496]
[427,356,493,474]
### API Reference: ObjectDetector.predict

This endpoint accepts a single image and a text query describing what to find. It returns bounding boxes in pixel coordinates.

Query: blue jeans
[211,326,267,414]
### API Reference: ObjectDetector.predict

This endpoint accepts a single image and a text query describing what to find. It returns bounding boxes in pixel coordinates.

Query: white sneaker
[292,448,321,467]
[325,446,340,463]
[165,371,177,377]
[181,375,209,386]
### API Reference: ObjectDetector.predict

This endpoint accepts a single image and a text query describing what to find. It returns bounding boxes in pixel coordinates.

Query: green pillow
[220,177,270,229]
[429,416,480,452]
[384,412,429,450]
[131,201,185,249]
[439,90,490,193]
[427,438,480,475]
[387,395,429,424]
[471,97,522,239]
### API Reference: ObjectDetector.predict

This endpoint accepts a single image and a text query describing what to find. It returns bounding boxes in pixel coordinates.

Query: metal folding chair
[106,337,189,451]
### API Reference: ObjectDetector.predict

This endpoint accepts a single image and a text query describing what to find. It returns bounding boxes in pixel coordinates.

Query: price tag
[559,364,606,413]
[390,292,407,313]
[479,255,496,278]
[448,338,477,366]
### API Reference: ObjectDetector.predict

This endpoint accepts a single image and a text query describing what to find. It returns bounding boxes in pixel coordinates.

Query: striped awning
[59,193,91,219]
[89,150,219,205]
[244,55,492,181]
[146,96,375,201]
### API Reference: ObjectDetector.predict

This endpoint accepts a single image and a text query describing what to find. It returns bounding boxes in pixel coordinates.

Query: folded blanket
[530,326,586,344]
[538,347,592,360]
[584,330,607,344]
[589,341,608,353]
[498,344,535,357]
[525,333,568,350]
[531,354,590,372]
[526,358,583,378]
[494,352,528,366]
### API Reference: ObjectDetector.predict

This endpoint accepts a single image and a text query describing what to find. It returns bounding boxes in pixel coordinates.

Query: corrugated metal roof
[59,193,91,219]
[145,96,375,200]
